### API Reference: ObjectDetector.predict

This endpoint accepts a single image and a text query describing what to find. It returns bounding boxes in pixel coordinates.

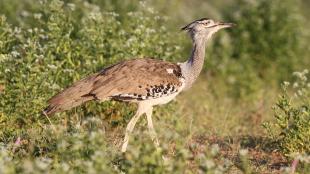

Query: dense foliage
[264,70,310,154]
[209,0,307,99]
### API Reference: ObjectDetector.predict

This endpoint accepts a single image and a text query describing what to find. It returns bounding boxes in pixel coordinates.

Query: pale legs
[121,103,160,152]
[145,107,159,148]
[121,105,144,152]
[146,106,167,161]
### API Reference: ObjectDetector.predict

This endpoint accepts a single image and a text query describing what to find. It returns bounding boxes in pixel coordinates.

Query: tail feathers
[43,104,58,116]
[43,74,99,116]
[43,95,94,116]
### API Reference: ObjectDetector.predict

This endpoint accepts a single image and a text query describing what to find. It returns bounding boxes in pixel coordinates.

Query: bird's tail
[43,95,93,116]
[43,75,97,116]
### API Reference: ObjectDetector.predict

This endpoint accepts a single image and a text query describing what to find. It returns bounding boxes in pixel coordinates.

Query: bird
[43,18,234,152]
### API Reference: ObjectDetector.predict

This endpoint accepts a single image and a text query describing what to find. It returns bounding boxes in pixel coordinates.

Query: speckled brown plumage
[44,58,184,115]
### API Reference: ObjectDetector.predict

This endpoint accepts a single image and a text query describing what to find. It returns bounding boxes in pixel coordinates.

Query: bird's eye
[204,21,210,25]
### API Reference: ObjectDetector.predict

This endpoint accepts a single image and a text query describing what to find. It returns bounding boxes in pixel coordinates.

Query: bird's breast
[110,77,185,105]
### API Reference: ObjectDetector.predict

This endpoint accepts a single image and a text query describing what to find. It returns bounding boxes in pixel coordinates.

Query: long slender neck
[182,35,208,89]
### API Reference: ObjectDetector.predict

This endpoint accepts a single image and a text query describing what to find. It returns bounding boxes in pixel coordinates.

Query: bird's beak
[216,22,236,29]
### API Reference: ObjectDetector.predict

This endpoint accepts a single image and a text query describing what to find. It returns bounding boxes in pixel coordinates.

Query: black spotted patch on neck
[173,65,183,78]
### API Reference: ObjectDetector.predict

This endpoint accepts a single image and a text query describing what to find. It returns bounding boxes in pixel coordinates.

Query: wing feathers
[44,58,184,115]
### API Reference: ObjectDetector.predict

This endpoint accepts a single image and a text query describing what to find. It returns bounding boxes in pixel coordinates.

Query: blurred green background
[0,0,309,173]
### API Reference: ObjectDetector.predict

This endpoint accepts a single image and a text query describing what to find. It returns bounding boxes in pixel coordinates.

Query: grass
[177,75,275,137]
[165,76,286,173]
[0,72,291,173]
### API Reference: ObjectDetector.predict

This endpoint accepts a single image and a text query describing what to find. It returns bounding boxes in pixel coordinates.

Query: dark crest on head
[181,18,210,31]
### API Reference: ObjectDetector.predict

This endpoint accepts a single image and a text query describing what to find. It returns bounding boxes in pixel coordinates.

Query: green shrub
[208,0,306,100]
[263,69,310,155]
[229,0,305,77]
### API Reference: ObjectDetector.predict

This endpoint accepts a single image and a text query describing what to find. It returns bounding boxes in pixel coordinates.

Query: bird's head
[181,18,235,40]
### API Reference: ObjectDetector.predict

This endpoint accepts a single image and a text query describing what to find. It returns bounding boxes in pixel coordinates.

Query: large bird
[44,18,234,152]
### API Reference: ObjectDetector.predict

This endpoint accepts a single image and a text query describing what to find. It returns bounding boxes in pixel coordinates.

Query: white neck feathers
[180,33,210,90]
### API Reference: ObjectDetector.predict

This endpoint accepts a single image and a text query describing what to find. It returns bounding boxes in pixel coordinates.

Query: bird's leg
[121,109,143,152]
[146,107,167,161]
[145,107,159,148]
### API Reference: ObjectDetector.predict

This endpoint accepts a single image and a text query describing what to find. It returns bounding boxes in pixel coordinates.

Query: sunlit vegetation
[0,0,309,173]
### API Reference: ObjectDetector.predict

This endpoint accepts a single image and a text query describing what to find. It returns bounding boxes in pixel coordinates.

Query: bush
[263,69,310,155]
[208,0,306,100]
[227,0,304,73]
